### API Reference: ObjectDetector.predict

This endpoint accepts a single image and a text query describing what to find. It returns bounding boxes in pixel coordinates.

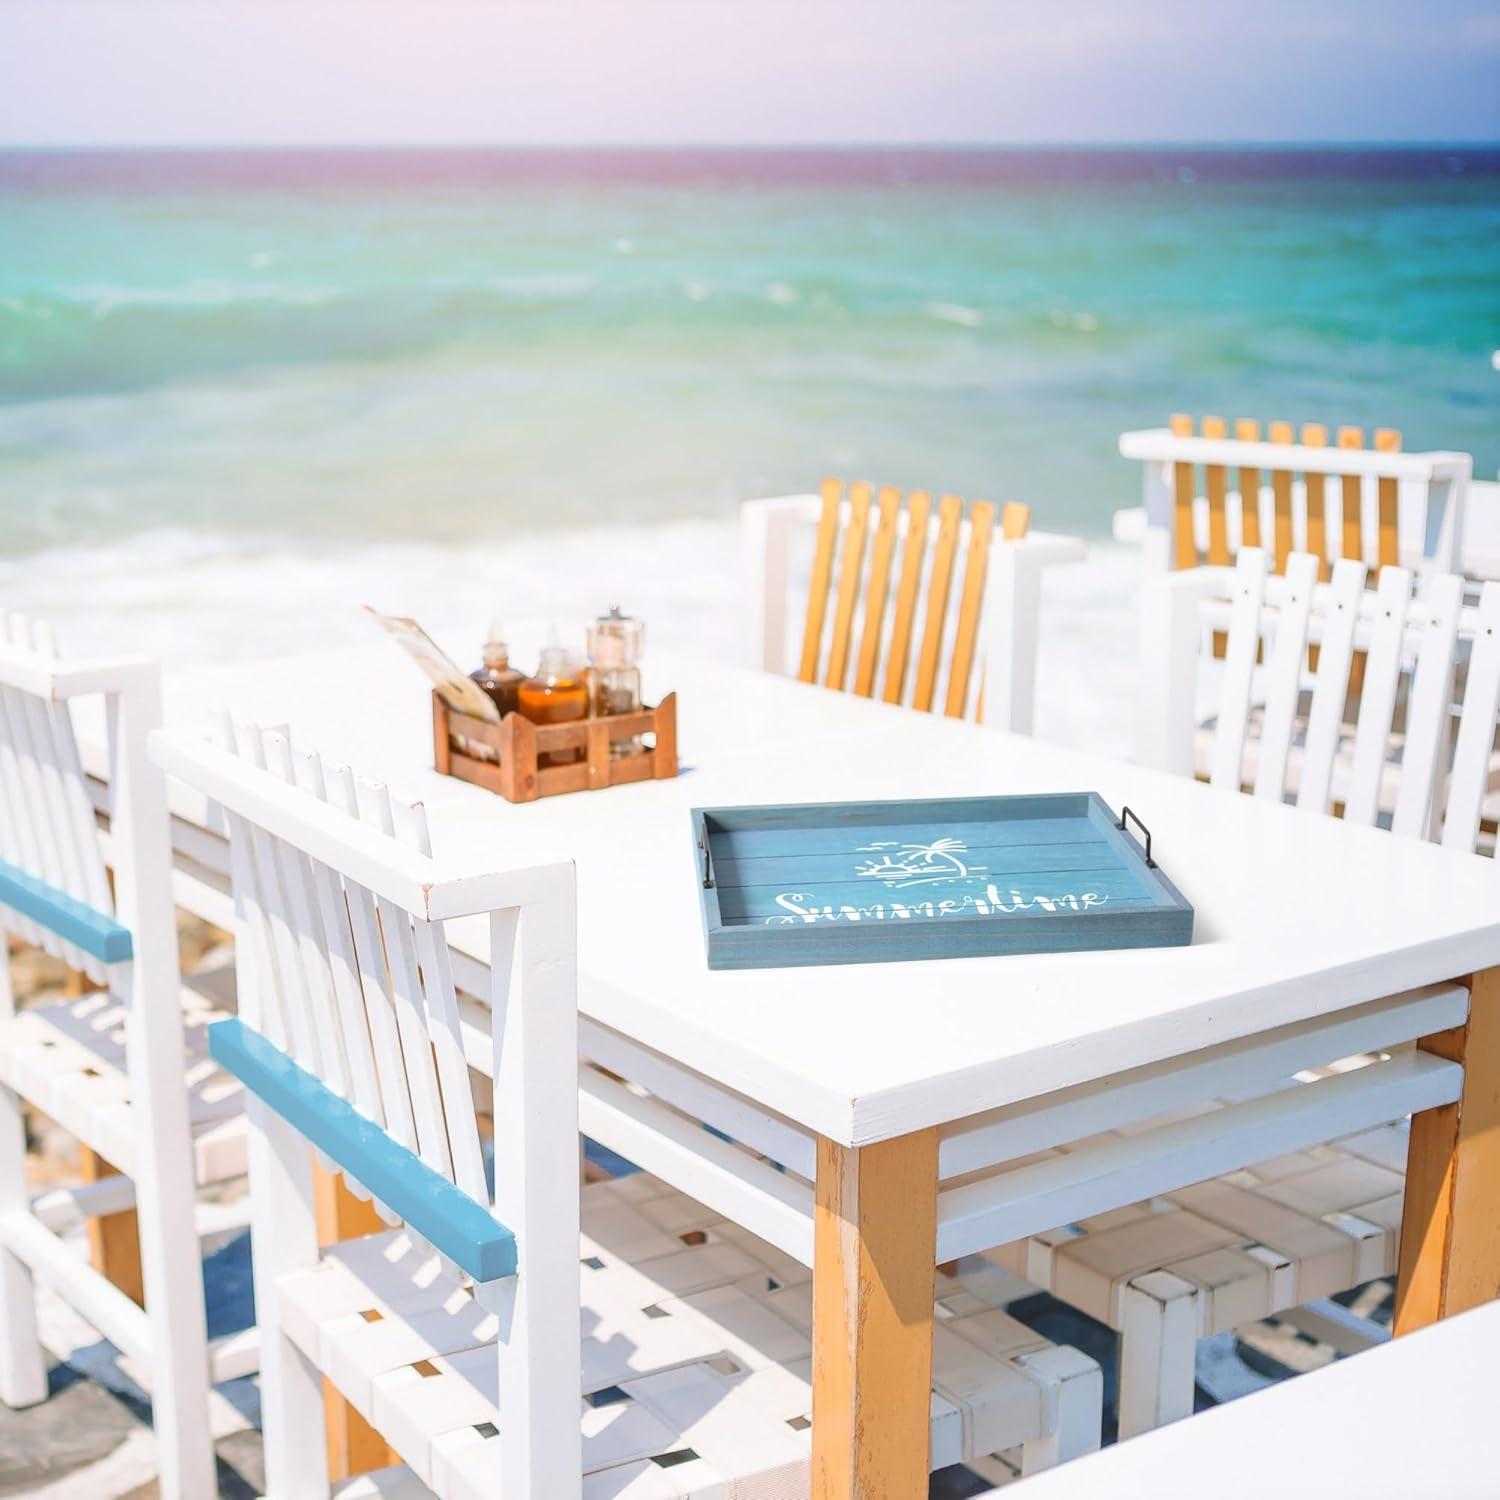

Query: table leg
[314,1163,399,1480]
[1395,966,1500,1334]
[812,1128,938,1500]
[80,1148,145,1306]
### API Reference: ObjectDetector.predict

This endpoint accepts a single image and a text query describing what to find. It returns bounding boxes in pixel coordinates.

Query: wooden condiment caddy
[432,691,678,803]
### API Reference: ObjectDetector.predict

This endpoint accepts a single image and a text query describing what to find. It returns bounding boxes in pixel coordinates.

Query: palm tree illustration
[855,837,986,888]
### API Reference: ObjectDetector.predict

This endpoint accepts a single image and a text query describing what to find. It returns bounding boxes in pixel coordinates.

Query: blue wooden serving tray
[691,792,1193,970]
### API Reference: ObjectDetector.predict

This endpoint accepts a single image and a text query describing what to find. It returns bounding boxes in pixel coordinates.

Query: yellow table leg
[1396,966,1500,1333]
[812,1128,938,1500]
[314,1163,399,1480]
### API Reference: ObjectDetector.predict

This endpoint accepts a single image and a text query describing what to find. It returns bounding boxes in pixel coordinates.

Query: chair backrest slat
[1338,426,1365,563]
[1268,421,1296,571]
[354,777,455,1183]
[1442,582,1500,852]
[1375,429,1403,568]
[263,730,351,1098]
[393,800,489,1211]
[1235,419,1263,549]
[796,478,844,684]
[0,614,119,980]
[1390,573,1463,840]
[325,763,419,1154]
[1344,565,1413,827]
[853,486,901,698]
[1295,557,1367,814]
[1210,548,1270,793]
[1201,417,1231,565]
[293,748,387,1128]
[1252,552,1319,802]
[944,500,996,718]
[1170,414,1198,567]
[824,481,872,691]
[1301,423,1331,575]
[230,720,325,1071]
[912,494,964,712]
[883,489,933,705]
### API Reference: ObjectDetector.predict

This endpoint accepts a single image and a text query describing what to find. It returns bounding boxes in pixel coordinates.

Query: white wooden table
[87,645,1500,1498]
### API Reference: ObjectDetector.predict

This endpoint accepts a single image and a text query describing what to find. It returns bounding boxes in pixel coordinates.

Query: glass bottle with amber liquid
[518,641,589,766]
[469,622,525,718]
[587,604,645,757]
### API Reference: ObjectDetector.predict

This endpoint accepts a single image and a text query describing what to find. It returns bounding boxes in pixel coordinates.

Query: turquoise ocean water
[2,146,1498,556]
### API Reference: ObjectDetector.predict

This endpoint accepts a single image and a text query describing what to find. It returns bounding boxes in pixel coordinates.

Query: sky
[1,0,1497,147]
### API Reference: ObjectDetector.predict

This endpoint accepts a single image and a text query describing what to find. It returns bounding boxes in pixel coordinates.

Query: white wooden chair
[983,1298,1500,1498]
[0,613,221,1500]
[1116,417,1472,579]
[157,719,1106,1497]
[985,549,1500,1438]
[743,480,1085,734]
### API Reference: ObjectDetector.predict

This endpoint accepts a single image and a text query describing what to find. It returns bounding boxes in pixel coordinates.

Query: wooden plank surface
[826,483,873,692]
[812,1128,939,1500]
[1201,417,1230,564]
[1375,428,1403,567]
[1169,414,1197,568]
[1338,427,1365,560]
[799,479,844,684]
[1269,420,1295,572]
[853,488,902,698]
[883,491,932,706]
[1395,965,1500,1334]
[1301,423,1330,576]
[1234,419,1262,548]
[912,496,963,713]
[944,500,995,719]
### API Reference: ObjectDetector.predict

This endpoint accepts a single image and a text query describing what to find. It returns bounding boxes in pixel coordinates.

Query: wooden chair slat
[1211,548,1270,793]
[824,482,873,692]
[1338,427,1365,560]
[1442,581,1500,851]
[1201,417,1231,565]
[797,478,843,684]
[0,689,54,951]
[325,765,419,1158]
[1295,558,1367,815]
[354,778,455,1184]
[295,748,386,1130]
[1375,429,1403,567]
[944,501,996,719]
[393,801,488,1212]
[912,495,964,713]
[882,490,933,705]
[1234,419,1263,549]
[0,685,71,963]
[262,731,351,1101]
[1391,572,1463,840]
[231,720,324,1074]
[1000,500,1031,542]
[1253,552,1319,802]
[1344,565,1413,827]
[1268,421,1295,573]
[853,487,902,698]
[1301,423,1331,578]
[1169,414,1197,568]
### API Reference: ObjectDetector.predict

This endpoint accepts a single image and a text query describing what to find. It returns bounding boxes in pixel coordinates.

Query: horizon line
[3,138,1498,153]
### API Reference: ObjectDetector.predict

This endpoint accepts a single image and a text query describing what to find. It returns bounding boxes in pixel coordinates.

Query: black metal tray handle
[698,826,716,889]
[1117,806,1156,867]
